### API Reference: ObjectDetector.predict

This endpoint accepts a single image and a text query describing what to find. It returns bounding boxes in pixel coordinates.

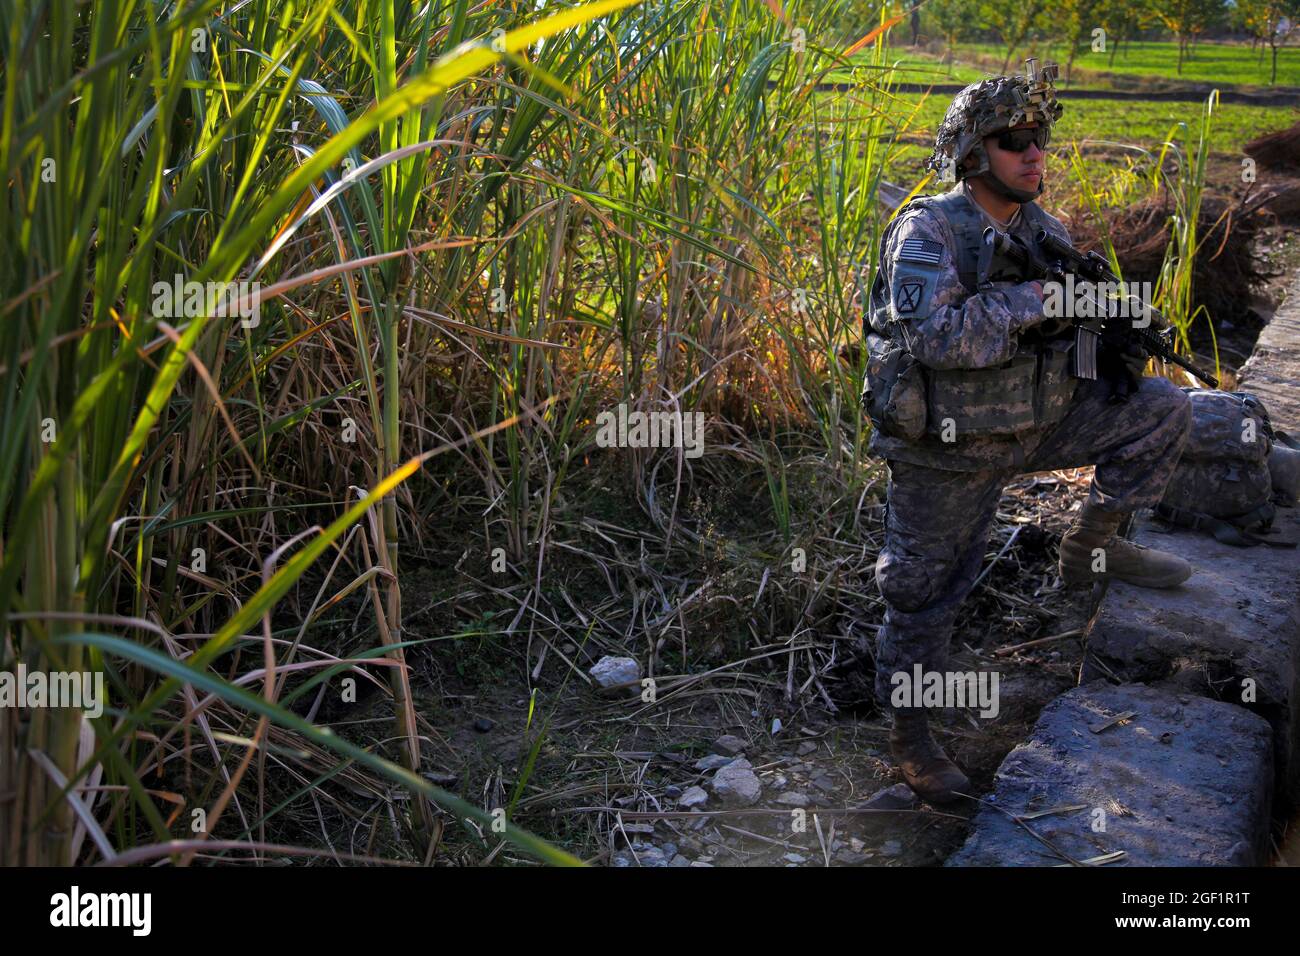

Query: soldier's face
[983,122,1046,192]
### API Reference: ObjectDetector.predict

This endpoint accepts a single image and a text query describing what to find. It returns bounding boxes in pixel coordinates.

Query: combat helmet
[927,58,1064,203]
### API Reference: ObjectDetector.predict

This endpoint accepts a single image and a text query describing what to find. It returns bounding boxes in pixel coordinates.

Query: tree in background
[980,0,1047,72]
[929,0,974,73]
[1155,0,1230,73]
[1058,0,1103,84]
[1236,0,1300,83]
[1096,0,1155,66]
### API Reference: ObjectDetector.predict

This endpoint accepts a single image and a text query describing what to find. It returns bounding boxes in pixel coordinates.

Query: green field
[839,51,989,85]
[935,39,1300,89]
[875,91,1294,206]
[859,39,1300,89]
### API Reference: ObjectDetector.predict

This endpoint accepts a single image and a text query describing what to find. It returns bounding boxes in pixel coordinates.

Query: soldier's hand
[1009,280,1047,333]
[1023,281,1076,338]
[1099,340,1147,399]
[1038,308,1074,338]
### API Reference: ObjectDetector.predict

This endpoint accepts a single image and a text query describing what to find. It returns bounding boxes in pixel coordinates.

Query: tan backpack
[1156,389,1300,547]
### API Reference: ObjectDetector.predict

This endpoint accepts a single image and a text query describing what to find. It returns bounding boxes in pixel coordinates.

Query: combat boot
[1059,502,1192,589]
[889,709,971,804]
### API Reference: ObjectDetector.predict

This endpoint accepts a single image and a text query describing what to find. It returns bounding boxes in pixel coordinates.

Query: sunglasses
[995,126,1051,152]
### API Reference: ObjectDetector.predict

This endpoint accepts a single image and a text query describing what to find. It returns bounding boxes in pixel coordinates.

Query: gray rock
[810,772,837,792]
[693,754,735,772]
[1083,507,1300,803]
[947,683,1274,867]
[661,842,678,858]
[774,791,809,808]
[589,655,641,690]
[796,741,818,756]
[783,852,807,864]
[678,785,709,809]
[616,823,654,839]
[1238,271,1300,438]
[664,784,682,799]
[712,734,747,756]
[1089,280,1300,804]
[611,844,668,867]
[625,843,668,867]
[835,848,869,865]
[670,854,691,867]
[880,840,903,858]
[863,783,918,812]
[712,757,762,806]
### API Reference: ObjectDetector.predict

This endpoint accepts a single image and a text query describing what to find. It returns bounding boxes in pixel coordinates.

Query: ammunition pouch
[863,332,928,441]
[1035,341,1077,424]
[863,187,1082,443]
[865,336,1078,441]
[927,352,1037,437]
[926,340,1077,438]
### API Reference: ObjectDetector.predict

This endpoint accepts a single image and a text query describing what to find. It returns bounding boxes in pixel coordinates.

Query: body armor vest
[868,188,1062,338]
[863,188,1078,442]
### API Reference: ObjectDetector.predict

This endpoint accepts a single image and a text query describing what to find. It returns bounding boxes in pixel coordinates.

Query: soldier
[862,61,1193,803]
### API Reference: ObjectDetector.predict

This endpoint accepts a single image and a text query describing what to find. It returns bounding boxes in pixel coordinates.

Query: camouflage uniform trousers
[872,374,1191,710]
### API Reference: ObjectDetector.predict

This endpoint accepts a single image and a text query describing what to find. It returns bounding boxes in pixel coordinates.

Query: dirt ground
[361,469,1097,867]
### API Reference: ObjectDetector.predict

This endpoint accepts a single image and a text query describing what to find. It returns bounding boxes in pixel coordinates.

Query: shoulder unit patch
[896,278,925,314]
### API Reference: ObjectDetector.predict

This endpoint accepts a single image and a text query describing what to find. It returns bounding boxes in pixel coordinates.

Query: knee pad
[875,547,941,614]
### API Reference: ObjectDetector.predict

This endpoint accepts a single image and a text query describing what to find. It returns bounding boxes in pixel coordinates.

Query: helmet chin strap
[976,169,1041,204]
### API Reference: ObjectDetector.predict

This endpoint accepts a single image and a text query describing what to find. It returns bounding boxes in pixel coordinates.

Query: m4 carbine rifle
[984,226,1220,390]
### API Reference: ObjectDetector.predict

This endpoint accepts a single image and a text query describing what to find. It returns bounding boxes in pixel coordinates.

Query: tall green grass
[0,0,646,866]
[1066,90,1223,379]
[1151,91,1219,367]
[1,0,910,865]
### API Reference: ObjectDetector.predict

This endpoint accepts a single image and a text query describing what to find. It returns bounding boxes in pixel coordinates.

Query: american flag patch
[899,237,944,266]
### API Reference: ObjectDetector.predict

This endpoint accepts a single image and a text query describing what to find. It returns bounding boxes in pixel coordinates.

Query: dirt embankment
[1067,123,1300,380]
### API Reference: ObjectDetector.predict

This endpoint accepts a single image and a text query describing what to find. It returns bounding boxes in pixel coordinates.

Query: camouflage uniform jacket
[866,185,1078,471]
